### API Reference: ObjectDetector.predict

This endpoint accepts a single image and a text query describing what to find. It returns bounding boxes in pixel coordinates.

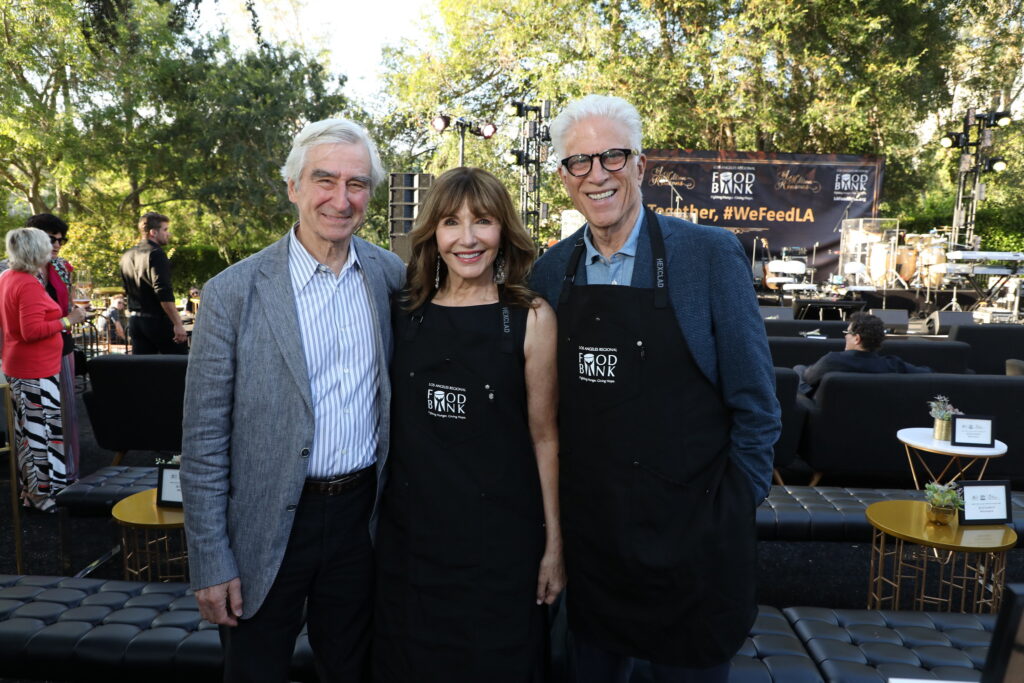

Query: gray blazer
[180,233,404,617]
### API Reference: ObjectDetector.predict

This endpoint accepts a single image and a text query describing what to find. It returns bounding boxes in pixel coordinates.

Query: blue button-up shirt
[288,228,379,478]
[583,209,644,286]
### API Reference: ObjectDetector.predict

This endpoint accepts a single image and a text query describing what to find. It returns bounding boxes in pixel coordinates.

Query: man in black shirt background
[119,211,188,354]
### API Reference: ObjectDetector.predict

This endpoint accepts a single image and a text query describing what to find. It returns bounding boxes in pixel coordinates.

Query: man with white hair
[180,118,404,681]
[531,95,781,682]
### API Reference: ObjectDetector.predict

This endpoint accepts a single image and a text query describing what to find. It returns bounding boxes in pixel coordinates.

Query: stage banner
[642,150,884,276]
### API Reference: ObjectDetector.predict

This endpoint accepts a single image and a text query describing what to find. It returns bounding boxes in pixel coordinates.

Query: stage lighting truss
[947,107,1015,248]
[505,99,551,241]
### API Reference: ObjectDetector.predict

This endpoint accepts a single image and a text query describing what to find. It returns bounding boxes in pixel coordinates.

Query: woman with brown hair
[374,167,563,682]
[0,228,87,511]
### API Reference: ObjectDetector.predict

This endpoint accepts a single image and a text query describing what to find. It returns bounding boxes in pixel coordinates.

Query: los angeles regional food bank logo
[427,382,467,420]
[578,346,618,384]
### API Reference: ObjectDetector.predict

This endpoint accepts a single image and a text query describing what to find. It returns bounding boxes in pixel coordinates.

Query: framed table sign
[157,464,183,508]
[960,480,1011,526]
[952,415,995,448]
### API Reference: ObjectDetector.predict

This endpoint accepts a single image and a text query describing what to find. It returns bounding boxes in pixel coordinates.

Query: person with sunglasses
[797,312,931,397]
[530,95,780,683]
[23,213,84,483]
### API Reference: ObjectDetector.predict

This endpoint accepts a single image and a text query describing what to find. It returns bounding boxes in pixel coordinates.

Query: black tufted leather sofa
[83,354,188,466]
[773,368,806,473]
[800,372,1024,483]
[949,324,1024,376]
[0,575,315,682]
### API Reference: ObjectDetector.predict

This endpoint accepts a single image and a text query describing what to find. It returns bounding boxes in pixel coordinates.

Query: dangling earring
[494,249,506,285]
[434,254,441,290]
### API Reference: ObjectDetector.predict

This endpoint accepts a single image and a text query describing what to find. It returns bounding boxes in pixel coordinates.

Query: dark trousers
[571,633,730,683]
[129,315,188,355]
[219,476,375,683]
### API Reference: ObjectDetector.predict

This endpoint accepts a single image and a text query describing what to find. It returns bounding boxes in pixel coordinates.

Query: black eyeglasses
[560,148,638,177]
[48,236,68,246]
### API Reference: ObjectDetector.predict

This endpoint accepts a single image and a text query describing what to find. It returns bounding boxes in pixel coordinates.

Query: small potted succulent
[927,394,962,441]
[924,481,964,525]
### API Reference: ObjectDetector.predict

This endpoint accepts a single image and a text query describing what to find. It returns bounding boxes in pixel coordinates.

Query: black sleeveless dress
[374,301,547,683]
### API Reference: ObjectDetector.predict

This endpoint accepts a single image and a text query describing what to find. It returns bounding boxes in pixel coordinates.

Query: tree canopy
[2,0,1022,285]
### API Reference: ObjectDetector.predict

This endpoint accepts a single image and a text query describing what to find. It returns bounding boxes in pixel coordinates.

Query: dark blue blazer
[530,212,781,502]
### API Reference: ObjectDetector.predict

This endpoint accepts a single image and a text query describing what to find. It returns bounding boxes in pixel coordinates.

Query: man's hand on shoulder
[195,577,243,626]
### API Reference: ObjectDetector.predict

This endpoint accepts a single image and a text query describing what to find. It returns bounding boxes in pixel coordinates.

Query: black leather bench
[784,607,994,682]
[0,575,316,682]
[1,575,1003,683]
[758,486,1024,545]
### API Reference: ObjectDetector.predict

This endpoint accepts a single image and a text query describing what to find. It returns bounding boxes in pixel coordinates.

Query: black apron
[374,298,547,683]
[556,209,757,667]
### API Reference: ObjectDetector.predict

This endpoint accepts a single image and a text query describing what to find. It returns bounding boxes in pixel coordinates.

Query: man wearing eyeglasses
[531,95,780,683]
[797,312,930,396]
[119,211,188,355]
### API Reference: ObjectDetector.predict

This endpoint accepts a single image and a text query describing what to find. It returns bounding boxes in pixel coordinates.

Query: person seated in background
[184,287,201,316]
[95,294,127,343]
[796,312,931,396]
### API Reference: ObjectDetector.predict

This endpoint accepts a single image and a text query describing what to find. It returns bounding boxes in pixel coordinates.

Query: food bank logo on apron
[426,382,467,420]
[578,346,617,384]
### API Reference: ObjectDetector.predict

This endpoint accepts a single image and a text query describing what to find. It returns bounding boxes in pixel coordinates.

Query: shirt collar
[288,223,360,292]
[582,208,644,264]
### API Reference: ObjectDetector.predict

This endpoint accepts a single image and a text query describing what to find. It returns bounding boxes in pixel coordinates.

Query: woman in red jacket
[0,228,86,511]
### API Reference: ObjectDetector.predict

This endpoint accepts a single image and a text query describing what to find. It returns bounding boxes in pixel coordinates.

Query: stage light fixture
[431,115,451,133]
[985,157,1008,172]
[478,122,498,139]
[980,111,1013,128]
[505,101,526,117]
[940,132,966,148]
[504,149,527,166]
[504,100,540,118]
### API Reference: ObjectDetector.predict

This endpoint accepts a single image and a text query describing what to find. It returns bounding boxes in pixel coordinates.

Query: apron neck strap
[497,286,514,355]
[558,238,587,306]
[557,209,670,309]
[644,207,670,309]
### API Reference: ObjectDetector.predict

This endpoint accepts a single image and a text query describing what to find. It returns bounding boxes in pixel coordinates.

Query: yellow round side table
[111,488,188,582]
[866,499,1016,613]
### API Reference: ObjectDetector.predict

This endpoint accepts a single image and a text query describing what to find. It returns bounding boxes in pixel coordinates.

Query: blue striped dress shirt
[288,228,379,478]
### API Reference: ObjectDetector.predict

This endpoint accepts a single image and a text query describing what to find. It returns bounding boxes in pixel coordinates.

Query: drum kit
[840,219,954,292]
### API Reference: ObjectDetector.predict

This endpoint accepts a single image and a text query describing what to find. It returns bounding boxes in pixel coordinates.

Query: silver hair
[5,227,53,272]
[279,118,386,191]
[549,94,644,160]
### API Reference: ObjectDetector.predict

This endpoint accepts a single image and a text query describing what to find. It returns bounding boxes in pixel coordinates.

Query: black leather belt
[302,466,374,496]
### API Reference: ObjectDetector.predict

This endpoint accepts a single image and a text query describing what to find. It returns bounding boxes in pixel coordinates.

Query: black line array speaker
[926,310,975,335]
[388,172,434,263]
